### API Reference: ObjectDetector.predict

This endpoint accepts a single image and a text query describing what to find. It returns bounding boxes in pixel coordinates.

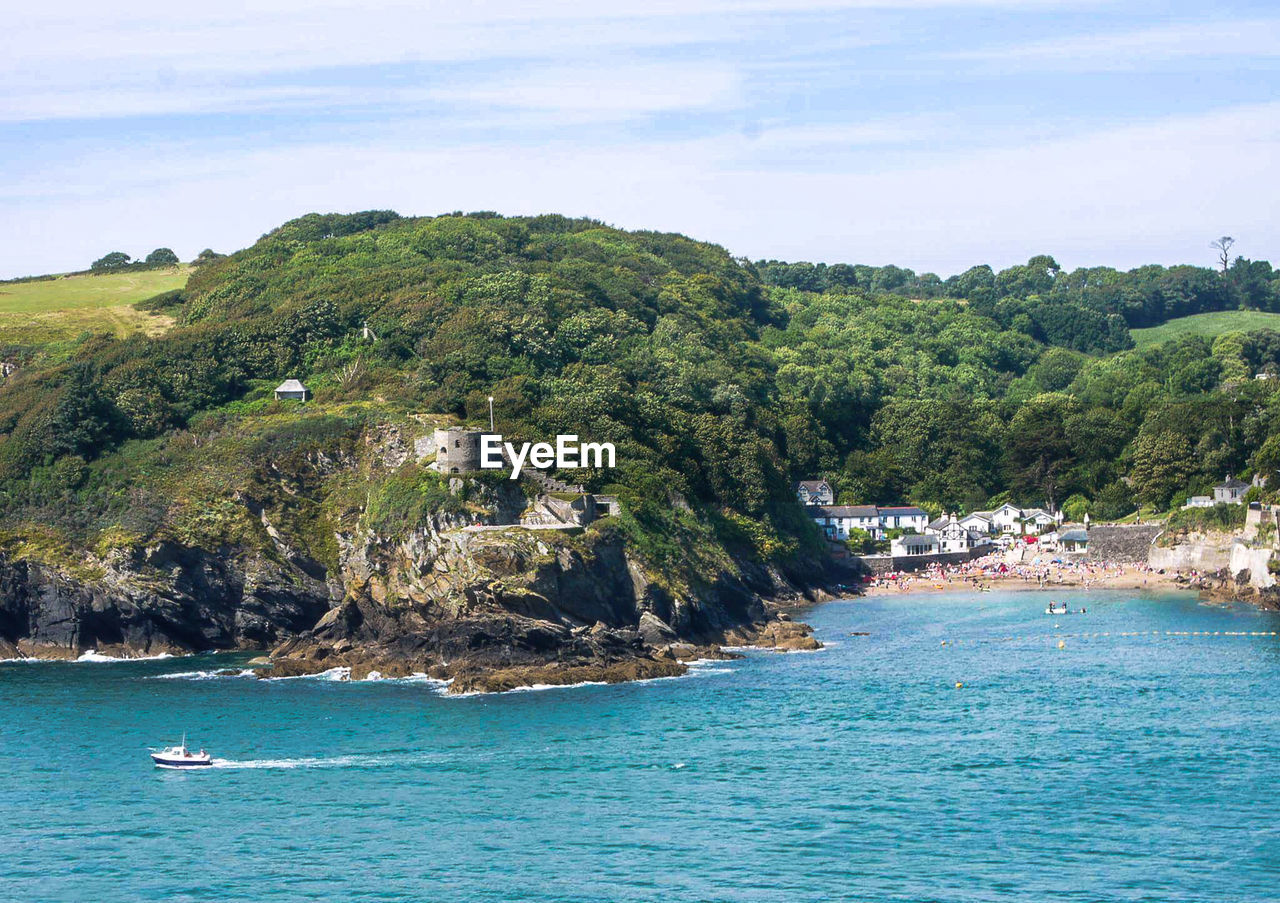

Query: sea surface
[4,589,1280,902]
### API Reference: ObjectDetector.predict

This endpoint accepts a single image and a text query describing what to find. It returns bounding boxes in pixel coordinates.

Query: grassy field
[0,267,188,344]
[1131,309,1280,349]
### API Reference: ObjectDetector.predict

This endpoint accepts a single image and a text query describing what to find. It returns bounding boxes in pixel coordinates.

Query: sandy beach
[862,554,1198,597]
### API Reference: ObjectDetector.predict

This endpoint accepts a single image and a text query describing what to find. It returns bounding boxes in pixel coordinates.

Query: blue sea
[4,590,1280,902]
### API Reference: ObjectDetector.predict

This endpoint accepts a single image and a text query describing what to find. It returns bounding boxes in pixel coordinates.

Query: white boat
[1045,607,1085,615]
[151,734,213,769]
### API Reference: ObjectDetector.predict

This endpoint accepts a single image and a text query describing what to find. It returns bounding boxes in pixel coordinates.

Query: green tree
[145,247,179,266]
[91,251,131,271]
[1130,430,1195,509]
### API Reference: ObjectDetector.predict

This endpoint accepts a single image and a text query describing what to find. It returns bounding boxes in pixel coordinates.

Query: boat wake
[211,751,435,770]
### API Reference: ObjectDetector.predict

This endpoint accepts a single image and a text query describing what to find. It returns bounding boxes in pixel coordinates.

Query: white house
[1214,476,1249,505]
[795,480,835,507]
[891,533,940,556]
[926,514,992,553]
[877,506,930,534]
[274,379,309,401]
[808,504,929,540]
[990,503,1023,535]
[1021,508,1058,535]
[810,505,879,540]
[1184,495,1213,509]
[958,512,993,534]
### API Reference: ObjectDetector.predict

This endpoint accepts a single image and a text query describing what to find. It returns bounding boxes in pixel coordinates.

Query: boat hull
[151,755,212,769]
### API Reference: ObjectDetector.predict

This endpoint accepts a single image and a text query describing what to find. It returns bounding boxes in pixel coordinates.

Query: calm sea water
[4,590,1280,902]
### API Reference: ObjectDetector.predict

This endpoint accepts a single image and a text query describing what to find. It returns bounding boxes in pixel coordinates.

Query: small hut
[274,379,309,402]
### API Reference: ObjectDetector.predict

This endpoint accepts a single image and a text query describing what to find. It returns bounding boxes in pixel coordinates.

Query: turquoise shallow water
[4,589,1280,902]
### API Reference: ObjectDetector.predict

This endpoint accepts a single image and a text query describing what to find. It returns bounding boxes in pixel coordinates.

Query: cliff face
[270,507,822,692]
[0,542,330,660]
[0,468,830,687]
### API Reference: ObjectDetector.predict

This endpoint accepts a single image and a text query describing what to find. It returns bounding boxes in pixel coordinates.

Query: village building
[890,533,940,556]
[877,506,930,533]
[808,504,928,540]
[1059,528,1089,553]
[1214,475,1249,505]
[958,512,993,534]
[1184,495,1213,509]
[1021,508,1058,535]
[989,503,1024,535]
[794,480,834,506]
[810,505,879,541]
[926,513,991,553]
[274,379,309,401]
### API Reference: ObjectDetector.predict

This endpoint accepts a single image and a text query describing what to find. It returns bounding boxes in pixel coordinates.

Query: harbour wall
[1085,525,1163,564]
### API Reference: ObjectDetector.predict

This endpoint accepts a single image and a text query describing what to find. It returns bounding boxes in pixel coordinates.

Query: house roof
[1216,477,1249,490]
[1023,508,1054,521]
[879,506,928,517]
[795,480,830,492]
[928,517,948,531]
[1060,528,1088,542]
[895,533,937,546]
[275,379,307,393]
[812,505,878,518]
[959,512,991,523]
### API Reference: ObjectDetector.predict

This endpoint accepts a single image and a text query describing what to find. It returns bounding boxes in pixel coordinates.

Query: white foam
[262,666,351,681]
[146,669,256,681]
[212,751,436,770]
[76,649,177,663]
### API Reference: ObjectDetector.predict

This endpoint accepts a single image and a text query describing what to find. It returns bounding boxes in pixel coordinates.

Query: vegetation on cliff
[0,210,1279,586]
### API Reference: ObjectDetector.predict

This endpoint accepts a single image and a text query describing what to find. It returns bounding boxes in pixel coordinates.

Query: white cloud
[426,62,743,114]
[3,102,1276,278]
[946,18,1280,68]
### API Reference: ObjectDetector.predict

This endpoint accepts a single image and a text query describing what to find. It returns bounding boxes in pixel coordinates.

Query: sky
[1,0,1277,279]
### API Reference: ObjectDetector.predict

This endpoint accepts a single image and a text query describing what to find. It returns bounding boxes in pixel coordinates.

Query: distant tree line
[89,247,226,274]
[757,245,1280,353]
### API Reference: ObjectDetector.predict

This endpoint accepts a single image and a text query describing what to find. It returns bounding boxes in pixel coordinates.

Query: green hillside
[1130,310,1280,349]
[0,267,189,345]
[1,211,1279,583]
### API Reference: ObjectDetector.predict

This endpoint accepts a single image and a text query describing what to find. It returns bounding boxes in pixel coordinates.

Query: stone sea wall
[1086,525,1163,564]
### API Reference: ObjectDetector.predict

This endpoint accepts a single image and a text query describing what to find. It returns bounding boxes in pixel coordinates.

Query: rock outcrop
[0,427,850,690]
[0,543,330,659]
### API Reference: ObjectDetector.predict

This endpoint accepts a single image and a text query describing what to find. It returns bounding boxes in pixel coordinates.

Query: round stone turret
[434,427,484,473]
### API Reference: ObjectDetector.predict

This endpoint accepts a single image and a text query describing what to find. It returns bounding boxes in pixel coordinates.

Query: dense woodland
[1,211,1279,573]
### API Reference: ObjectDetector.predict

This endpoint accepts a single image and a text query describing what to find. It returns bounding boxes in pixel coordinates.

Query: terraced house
[806,503,930,540]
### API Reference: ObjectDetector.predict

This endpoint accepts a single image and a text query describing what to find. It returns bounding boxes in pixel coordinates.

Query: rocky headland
[0,422,846,691]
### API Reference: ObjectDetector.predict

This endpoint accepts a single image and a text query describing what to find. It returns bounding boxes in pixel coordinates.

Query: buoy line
[933,630,1280,646]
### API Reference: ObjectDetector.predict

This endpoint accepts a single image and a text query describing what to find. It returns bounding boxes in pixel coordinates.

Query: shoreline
[861,568,1202,598]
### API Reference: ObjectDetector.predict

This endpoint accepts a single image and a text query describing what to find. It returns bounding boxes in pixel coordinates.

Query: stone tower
[434,427,484,473]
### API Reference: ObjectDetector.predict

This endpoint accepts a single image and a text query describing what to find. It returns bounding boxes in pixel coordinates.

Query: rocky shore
[0,515,843,693]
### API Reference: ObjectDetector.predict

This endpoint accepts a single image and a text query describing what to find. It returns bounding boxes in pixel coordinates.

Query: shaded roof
[275,379,307,393]
[795,480,831,491]
[1060,529,1088,542]
[959,512,992,522]
[1216,477,1249,489]
[811,505,878,518]
[879,506,928,517]
[894,533,937,546]
[1023,508,1055,520]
